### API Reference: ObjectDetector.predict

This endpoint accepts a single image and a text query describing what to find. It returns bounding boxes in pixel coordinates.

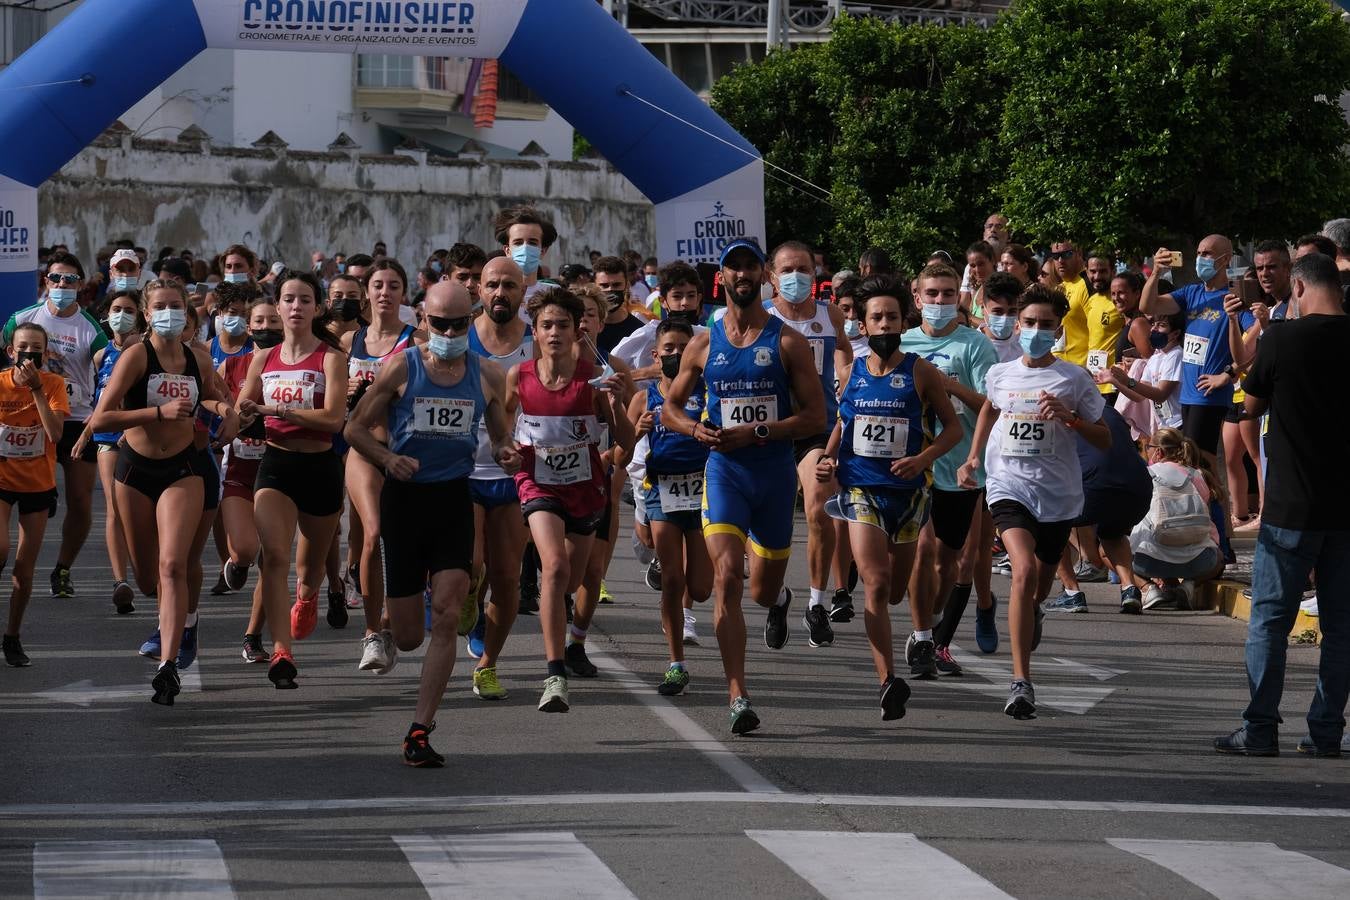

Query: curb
[1198,580,1322,646]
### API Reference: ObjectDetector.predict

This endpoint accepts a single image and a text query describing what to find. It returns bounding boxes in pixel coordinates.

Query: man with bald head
[1141,234,1255,459]
[465,255,538,697]
[347,279,519,766]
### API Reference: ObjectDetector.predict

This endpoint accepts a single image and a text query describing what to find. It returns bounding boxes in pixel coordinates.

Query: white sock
[809,587,829,609]
[774,587,790,607]
[913,628,933,642]
[185,612,199,628]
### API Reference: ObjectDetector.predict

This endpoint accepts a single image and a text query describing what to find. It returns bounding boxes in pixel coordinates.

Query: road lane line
[748,830,1013,899]
[4,793,1347,819]
[589,651,782,794]
[395,832,636,899]
[33,839,234,898]
[1108,838,1350,899]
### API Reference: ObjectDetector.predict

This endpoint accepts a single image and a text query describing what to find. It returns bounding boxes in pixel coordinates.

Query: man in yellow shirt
[1048,240,1089,365]
[1083,251,1125,398]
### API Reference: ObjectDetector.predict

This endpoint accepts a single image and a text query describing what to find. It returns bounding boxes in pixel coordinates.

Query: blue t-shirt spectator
[1171,282,1254,406]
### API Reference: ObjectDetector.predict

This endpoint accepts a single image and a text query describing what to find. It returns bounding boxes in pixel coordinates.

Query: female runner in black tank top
[90,280,238,705]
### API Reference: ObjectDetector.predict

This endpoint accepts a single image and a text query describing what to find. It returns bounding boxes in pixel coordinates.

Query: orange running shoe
[291,589,319,641]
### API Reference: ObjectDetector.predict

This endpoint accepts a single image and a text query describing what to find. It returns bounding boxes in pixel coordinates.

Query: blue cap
[719,238,766,268]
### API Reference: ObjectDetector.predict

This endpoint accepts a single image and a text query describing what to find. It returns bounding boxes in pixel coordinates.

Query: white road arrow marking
[946,645,1120,715]
[36,665,202,707]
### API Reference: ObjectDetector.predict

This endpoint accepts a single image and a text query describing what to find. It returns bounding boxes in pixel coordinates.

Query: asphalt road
[0,479,1346,899]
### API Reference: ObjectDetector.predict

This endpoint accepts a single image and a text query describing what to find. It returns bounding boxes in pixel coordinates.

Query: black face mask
[16,351,42,369]
[604,290,627,312]
[251,329,283,349]
[665,308,700,328]
[336,299,361,322]
[487,304,515,325]
[660,353,682,379]
[867,333,902,359]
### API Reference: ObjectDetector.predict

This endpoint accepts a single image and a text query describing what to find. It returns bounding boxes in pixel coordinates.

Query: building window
[357,54,415,88]
[498,65,542,105]
[1,7,46,66]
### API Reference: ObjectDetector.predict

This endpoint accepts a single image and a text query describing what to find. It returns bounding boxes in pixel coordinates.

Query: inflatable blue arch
[0,0,765,317]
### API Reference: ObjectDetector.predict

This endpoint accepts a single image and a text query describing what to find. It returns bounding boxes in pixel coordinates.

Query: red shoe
[291,590,319,641]
[268,648,298,690]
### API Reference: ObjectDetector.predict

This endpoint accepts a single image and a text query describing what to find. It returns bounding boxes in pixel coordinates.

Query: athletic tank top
[644,381,708,477]
[468,325,533,481]
[223,351,266,464]
[387,348,483,483]
[260,344,330,445]
[703,315,792,463]
[92,343,125,444]
[123,339,202,413]
[349,324,415,385]
[837,354,931,490]
[210,334,254,369]
[768,299,838,425]
[513,358,606,518]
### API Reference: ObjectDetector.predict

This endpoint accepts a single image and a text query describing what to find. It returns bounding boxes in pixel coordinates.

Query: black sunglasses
[1047,250,1076,261]
[45,272,81,285]
[426,315,471,334]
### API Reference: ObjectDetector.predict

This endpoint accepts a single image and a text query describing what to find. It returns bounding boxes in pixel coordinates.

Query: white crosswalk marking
[394,832,637,899]
[1109,838,1350,899]
[33,839,234,899]
[747,830,1014,899]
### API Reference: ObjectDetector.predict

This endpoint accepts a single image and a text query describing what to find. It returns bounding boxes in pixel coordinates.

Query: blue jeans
[1244,525,1350,746]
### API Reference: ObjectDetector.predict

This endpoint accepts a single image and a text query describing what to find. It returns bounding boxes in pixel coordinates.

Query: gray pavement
[0,478,1346,899]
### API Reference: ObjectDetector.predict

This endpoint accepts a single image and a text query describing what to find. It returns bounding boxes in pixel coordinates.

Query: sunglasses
[426,315,471,334]
[46,273,81,286]
[1047,250,1076,261]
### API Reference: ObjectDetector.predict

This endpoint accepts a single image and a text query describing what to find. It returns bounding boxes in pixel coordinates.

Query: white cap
[110,249,140,269]
[270,261,286,276]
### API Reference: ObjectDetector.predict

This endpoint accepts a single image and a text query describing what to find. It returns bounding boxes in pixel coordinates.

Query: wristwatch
[753,424,771,442]
[1126,377,1138,389]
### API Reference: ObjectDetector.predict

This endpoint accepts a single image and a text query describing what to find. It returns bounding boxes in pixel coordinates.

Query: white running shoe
[358,633,388,671]
[683,611,699,646]
[376,629,399,675]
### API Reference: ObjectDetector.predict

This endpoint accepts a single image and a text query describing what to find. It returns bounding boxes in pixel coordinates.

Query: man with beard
[1083,250,1125,402]
[593,256,647,357]
[662,239,826,735]
[465,256,534,701]
[1048,240,1090,366]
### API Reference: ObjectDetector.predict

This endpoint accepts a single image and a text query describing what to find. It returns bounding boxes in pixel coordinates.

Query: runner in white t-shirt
[958,285,1109,721]
[2,252,108,599]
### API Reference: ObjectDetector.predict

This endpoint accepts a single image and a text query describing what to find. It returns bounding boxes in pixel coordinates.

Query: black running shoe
[268,651,298,689]
[326,587,349,629]
[564,642,599,678]
[828,588,854,623]
[909,638,937,680]
[210,571,231,596]
[223,559,250,592]
[803,604,834,648]
[347,562,361,598]
[880,675,910,721]
[2,635,30,668]
[402,725,445,768]
[645,558,662,591]
[151,661,181,706]
[111,581,135,615]
[1005,679,1036,720]
[519,582,539,616]
[241,633,267,664]
[764,589,792,650]
[49,565,74,599]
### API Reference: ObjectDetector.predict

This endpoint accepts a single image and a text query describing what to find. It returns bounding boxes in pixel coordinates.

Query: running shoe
[803,604,834,648]
[682,610,699,646]
[1044,590,1087,613]
[519,582,539,616]
[458,593,480,637]
[344,573,363,610]
[241,633,267,664]
[210,571,232,596]
[828,588,855,623]
[1031,604,1045,652]
[1120,586,1143,615]
[657,664,690,697]
[358,633,389,671]
[974,595,999,654]
[1212,726,1278,756]
[633,536,654,566]
[223,559,249,592]
[268,649,298,689]
[1107,569,1120,585]
[564,642,598,678]
[151,660,181,706]
[176,624,198,671]
[49,565,74,598]
[935,645,963,676]
[729,696,760,735]
[472,665,508,700]
[645,558,662,591]
[1300,595,1320,617]
[111,581,135,615]
[2,635,30,668]
[402,725,445,768]
[139,629,162,659]
[326,586,348,629]
[1072,561,1109,583]
[538,674,570,712]
[908,637,937,680]
[1295,736,1341,758]
[466,612,486,660]
[990,552,1012,576]
[764,589,792,650]
[1005,679,1036,719]
[290,590,318,641]
[1142,584,1168,610]
[880,675,910,721]
[598,581,615,604]
[376,630,398,675]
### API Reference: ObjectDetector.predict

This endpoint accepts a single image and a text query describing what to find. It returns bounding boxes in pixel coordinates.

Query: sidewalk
[1198,532,1322,646]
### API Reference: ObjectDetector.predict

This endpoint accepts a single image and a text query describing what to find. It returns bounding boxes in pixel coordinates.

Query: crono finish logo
[239,1,481,47]
[675,202,749,265]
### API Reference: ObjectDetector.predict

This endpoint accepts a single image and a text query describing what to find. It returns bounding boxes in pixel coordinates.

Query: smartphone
[1169,251,1183,268]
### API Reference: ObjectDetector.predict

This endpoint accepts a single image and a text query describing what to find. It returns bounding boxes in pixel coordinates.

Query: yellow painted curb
[1198,580,1322,645]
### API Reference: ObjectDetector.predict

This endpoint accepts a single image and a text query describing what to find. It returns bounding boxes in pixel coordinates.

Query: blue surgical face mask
[108,310,137,334]
[113,275,138,292]
[48,288,78,310]
[430,260,443,274]
[428,332,469,360]
[511,244,542,276]
[1195,256,1218,283]
[644,274,660,290]
[778,272,813,304]
[986,313,1015,340]
[1019,326,1058,359]
[151,307,187,338]
[1114,261,1128,275]
[224,272,250,285]
[922,302,958,329]
[220,314,247,337]
[1150,331,1171,350]
[337,263,347,274]
[843,318,861,339]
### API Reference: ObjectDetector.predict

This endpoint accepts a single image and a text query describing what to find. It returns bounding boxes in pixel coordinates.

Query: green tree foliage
[710,0,1350,268]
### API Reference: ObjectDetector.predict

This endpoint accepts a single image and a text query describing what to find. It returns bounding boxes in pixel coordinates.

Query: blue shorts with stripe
[701,450,796,559]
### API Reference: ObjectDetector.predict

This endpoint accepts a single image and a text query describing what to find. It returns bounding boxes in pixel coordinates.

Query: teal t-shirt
[901,324,998,491]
